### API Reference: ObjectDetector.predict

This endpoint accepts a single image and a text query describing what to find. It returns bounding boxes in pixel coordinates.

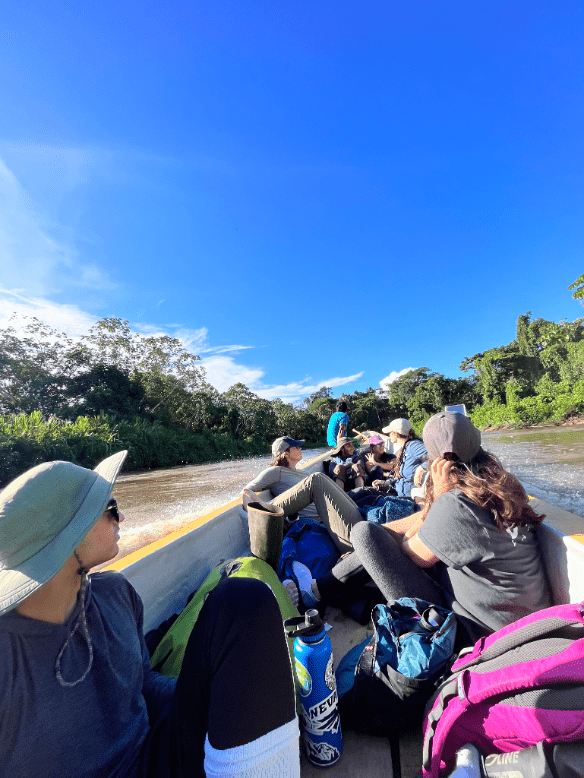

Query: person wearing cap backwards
[286,413,550,646]
[353,434,396,486]
[0,452,299,778]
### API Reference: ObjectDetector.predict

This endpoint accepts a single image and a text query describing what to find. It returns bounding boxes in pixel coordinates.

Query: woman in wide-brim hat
[0,452,299,778]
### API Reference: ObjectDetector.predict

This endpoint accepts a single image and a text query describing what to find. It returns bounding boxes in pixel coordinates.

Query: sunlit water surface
[110,429,584,564]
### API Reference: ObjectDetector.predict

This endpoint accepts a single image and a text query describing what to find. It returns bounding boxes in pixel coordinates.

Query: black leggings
[316,522,489,647]
[143,577,296,777]
[316,521,447,605]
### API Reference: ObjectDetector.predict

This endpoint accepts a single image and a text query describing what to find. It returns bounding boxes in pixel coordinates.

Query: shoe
[282,579,300,608]
[291,562,318,608]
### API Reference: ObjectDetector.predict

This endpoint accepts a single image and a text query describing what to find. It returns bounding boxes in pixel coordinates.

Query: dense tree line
[1,278,584,484]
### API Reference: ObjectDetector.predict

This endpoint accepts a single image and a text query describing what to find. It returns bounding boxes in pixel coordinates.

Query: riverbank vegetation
[1,280,583,485]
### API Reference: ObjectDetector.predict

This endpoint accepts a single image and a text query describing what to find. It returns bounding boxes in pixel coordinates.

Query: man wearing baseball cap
[0,453,299,778]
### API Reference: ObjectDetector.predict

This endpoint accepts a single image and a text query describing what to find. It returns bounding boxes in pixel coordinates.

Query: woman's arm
[383,508,438,566]
[399,458,456,567]
[243,467,280,494]
[402,533,440,567]
[383,512,422,536]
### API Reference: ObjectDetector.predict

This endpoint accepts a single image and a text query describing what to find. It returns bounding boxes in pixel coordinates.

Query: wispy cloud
[0,287,96,336]
[252,372,364,403]
[200,353,363,401]
[0,153,116,297]
[379,367,417,390]
[201,355,266,391]
[135,323,363,399]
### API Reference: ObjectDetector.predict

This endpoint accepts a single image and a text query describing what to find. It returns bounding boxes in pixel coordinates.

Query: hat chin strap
[54,549,93,687]
[73,549,89,576]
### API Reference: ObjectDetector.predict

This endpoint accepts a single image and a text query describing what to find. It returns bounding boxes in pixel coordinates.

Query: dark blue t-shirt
[0,572,175,778]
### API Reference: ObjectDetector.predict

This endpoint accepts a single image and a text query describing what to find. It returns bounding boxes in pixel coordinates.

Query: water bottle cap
[306,609,321,627]
[284,609,325,638]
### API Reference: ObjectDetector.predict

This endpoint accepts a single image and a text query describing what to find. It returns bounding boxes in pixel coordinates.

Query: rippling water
[483,427,584,516]
[110,429,584,564]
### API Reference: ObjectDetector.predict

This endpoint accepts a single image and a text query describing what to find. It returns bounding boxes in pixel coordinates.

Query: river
[111,426,584,564]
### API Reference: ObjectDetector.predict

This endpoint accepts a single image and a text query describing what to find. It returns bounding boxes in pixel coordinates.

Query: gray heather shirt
[245,466,320,522]
[418,489,551,632]
[0,572,175,778]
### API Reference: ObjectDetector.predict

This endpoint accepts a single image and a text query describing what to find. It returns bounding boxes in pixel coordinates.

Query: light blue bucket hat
[0,450,127,615]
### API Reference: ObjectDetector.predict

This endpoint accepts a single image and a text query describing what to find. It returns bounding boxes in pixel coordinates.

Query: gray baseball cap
[423,412,481,464]
[0,450,127,615]
[271,437,305,458]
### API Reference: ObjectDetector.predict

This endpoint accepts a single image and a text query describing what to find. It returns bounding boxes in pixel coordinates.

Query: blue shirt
[327,412,349,447]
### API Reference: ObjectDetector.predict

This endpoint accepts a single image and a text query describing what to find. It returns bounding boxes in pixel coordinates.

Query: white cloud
[200,355,266,392]
[200,359,363,402]
[0,285,363,402]
[0,153,115,298]
[379,367,418,390]
[141,323,364,400]
[252,372,364,403]
[0,287,96,336]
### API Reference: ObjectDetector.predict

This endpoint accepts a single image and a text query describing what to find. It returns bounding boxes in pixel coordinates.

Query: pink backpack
[421,602,584,778]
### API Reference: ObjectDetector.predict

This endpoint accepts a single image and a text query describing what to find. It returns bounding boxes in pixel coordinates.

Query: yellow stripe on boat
[106,497,241,571]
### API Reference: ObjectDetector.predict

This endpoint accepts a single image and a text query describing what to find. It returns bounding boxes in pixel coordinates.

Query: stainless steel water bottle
[285,609,343,767]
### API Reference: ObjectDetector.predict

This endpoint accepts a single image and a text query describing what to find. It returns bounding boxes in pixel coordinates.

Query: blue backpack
[277,517,340,581]
[336,598,457,736]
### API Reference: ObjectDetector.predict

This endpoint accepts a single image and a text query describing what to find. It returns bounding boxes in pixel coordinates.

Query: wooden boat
[105,451,584,777]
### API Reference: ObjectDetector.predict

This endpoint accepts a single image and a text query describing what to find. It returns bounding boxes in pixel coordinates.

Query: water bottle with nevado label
[285,609,343,768]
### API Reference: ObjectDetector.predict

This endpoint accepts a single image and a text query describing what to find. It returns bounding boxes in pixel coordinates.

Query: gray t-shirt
[418,489,551,632]
[245,466,320,522]
[0,572,175,778]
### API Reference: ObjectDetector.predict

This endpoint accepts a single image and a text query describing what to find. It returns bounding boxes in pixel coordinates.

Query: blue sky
[1,1,583,402]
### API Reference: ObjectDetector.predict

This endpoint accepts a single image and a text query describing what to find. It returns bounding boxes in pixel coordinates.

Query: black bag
[337,598,457,737]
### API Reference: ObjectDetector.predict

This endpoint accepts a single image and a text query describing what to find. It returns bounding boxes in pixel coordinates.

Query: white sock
[204,718,300,778]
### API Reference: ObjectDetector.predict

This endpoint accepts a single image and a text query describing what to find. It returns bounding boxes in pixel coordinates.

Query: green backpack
[150,556,300,676]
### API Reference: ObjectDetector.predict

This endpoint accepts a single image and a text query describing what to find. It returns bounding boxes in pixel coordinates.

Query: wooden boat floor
[300,604,423,778]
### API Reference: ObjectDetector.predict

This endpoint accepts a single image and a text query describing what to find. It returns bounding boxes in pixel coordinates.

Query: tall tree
[569,274,584,304]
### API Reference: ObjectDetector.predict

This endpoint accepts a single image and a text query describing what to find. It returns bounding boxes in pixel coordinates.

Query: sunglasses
[106,498,120,522]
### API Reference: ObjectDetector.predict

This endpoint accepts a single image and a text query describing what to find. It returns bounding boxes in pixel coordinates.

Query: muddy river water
[110,426,584,564]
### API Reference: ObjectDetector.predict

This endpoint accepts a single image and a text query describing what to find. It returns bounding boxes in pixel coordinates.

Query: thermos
[285,609,343,767]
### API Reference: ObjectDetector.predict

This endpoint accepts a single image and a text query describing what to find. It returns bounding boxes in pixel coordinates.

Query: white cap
[382,418,412,436]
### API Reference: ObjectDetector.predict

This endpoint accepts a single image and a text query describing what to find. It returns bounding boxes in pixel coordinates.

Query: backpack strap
[422,676,460,770]
[456,615,584,672]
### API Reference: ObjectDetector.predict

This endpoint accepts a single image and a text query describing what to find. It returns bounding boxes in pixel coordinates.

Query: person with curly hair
[288,413,551,645]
